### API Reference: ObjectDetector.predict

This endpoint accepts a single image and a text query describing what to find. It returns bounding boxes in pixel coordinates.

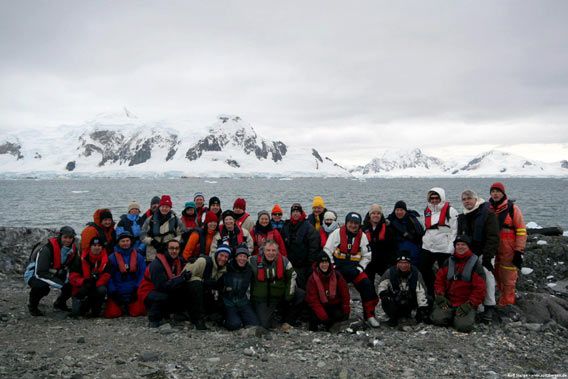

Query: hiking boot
[386,318,398,327]
[366,317,380,328]
[194,319,208,331]
[480,306,498,324]
[53,299,70,312]
[281,322,293,333]
[28,304,44,317]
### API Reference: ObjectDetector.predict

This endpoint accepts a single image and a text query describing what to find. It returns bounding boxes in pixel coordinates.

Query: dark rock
[0,141,24,160]
[76,336,85,344]
[65,161,76,171]
[226,159,240,168]
[139,351,159,362]
[312,149,323,163]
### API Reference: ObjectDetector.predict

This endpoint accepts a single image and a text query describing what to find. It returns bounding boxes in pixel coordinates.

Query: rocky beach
[1,227,567,378]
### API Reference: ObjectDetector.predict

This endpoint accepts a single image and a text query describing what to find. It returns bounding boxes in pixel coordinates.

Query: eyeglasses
[429,196,441,200]
[272,213,282,216]
[168,247,180,251]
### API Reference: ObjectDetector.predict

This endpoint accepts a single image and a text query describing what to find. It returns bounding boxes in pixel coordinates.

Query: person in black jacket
[363,203,396,285]
[458,189,500,323]
[144,240,206,329]
[24,226,78,316]
[387,201,424,267]
[280,203,321,290]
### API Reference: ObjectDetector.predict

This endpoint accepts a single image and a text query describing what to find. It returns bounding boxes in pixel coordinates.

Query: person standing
[249,210,287,256]
[270,204,285,231]
[308,196,328,232]
[210,210,254,256]
[319,211,340,248]
[488,182,527,306]
[233,198,255,231]
[387,201,424,267]
[363,204,395,286]
[116,201,146,254]
[193,192,208,226]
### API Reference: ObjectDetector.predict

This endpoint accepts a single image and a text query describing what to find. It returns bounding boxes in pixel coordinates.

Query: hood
[427,187,447,212]
[93,208,113,227]
[462,198,485,215]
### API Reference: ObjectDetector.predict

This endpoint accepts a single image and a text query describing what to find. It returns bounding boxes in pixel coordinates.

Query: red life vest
[115,250,139,274]
[254,230,275,255]
[49,237,77,270]
[256,254,285,282]
[235,212,251,228]
[313,269,337,304]
[155,253,182,279]
[424,202,450,229]
[338,226,363,255]
[81,249,108,278]
[218,225,245,246]
[364,223,386,242]
[319,228,329,247]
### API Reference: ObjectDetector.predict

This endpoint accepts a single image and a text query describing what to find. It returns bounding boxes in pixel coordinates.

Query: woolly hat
[271,204,283,215]
[394,200,407,211]
[235,244,250,257]
[99,209,113,221]
[209,196,221,206]
[159,195,173,208]
[323,211,337,221]
[150,196,161,206]
[290,203,303,213]
[222,210,236,221]
[316,252,332,263]
[257,210,270,220]
[59,226,76,237]
[194,192,205,201]
[345,212,362,224]
[128,201,141,212]
[117,231,134,242]
[204,211,218,224]
[312,196,325,208]
[90,237,102,246]
[233,198,246,210]
[396,251,412,262]
[490,182,506,194]
[454,234,472,247]
[184,201,196,210]
[215,244,232,258]
[369,204,383,214]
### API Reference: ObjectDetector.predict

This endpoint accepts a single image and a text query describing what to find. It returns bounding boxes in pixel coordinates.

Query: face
[346,220,360,233]
[428,193,441,205]
[324,218,335,227]
[369,210,382,224]
[454,242,469,255]
[272,211,282,221]
[263,243,278,262]
[318,260,330,272]
[167,242,180,259]
[216,252,229,267]
[224,216,235,230]
[462,195,477,210]
[151,203,159,212]
[397,260,411,272]
[235,254,248,267]
[233,207,244,215]
[291,210,301,221]
[129,208,140,215]
[207,221,218,231]
[259,214,270,227]
[159,205,171,215]
[195,197,204,208]
[101,218,113,228]
[210,203,220,213]
[313,206,324,216]
[185,207,195,215]
[490,189,504,202]
[118,238,132,249]
[61,235,74,247]
[395,208,406,219]
[90,244,103,254]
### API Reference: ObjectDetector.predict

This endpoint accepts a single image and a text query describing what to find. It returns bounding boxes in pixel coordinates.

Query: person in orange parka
[68,237,111,317]
[182,211,219,262]
[81,208,116,254]
[488,182,527,306]
[432,235,486,333]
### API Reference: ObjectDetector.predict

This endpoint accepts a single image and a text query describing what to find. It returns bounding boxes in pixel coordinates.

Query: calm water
[1,178,567,232]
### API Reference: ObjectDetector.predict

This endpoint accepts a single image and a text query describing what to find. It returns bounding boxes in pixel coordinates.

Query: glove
[415,307,431,323]
[166,276,186,290]
[482,256,494,273]
[182,270,192,282]
[434,295,450,309]
[513,251,523,270]
[455,302,473,317]
[379,290,391,302]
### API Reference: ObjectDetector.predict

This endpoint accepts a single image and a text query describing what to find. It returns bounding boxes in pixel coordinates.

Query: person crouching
[69,238,110,317]
[431,235,486,333]
[377,251,430,327]
[306,253,350,331]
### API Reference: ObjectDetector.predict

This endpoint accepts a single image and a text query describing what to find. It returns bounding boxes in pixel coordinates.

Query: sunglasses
[429,196,441,200]
[272,213,282,216]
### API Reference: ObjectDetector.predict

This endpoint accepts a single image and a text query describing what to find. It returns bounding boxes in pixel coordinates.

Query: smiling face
[263,242,278,262]
[159,205,171,215]
[216,252,229,267]
[235,254,248,267]
[454,242,469,255]
[318,260,330,273]
[395,208,406,219]
[346,220,360,233]
[167,241,180,259]
[129,208,140,215]
[490,189,504,202]
[61,235,74,247]
[259,214,270,227]
[224,216,235,230]
[195,197,204,208]
[207,221,218,231]
[210,203,220,214]
[101,218,113,228]
[118,238,132,249]
[369,210,382,224]
[291,210,301,221]
[271,211,282,221]
[90,243,103,255]
[428,192,441,205]
[312,206,324,216]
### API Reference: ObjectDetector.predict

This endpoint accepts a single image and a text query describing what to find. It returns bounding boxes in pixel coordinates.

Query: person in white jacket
[323,212,380,327]
[420,187,458,299]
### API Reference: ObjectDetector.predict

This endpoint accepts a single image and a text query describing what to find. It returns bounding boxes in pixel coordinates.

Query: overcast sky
[1,1,567,165]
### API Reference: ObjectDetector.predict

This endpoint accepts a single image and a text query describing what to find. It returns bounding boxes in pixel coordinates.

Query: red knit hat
[204,211,218,224]
[490,182,506,194]
[271,204,283,215]
[159,195,173,207]
[233,198,246,210]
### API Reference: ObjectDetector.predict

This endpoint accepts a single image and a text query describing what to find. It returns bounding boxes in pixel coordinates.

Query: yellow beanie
[312,196,325,208]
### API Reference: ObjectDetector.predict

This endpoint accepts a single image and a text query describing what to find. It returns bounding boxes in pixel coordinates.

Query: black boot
[480,305,498,324]
[28,303,44,317]
[53,297,70,312]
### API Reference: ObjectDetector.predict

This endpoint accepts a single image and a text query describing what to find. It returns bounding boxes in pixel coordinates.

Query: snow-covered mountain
[350,149,568,177]
[0,111,350,178]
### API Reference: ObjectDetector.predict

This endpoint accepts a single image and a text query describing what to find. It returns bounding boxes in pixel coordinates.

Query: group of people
[24,181,527,333]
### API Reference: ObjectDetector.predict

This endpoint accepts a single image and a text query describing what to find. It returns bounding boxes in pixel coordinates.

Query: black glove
[482,256,494,273]
[415,307,431,323]
[455,302,473,317]
[379,290,391,302]
[513,251,523,270]
[182,270,192,282]
[166,275,186,290]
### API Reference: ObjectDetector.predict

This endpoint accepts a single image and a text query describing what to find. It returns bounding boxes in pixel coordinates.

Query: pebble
[207,357,220,363]
[139,351,159,362]
[243,347,255,357]
[76,337,85,344]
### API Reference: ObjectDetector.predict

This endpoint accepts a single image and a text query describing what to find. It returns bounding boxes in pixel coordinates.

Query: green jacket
[249,254,296,304]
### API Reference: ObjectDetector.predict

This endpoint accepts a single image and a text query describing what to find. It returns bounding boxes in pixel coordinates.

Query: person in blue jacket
[116,201,146,255]
[387,201,425,267]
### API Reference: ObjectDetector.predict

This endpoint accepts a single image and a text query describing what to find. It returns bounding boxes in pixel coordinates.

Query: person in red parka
[69,237,111,317]
[306,253,351,331]
[431,235,486,333]
[249,210,287,256]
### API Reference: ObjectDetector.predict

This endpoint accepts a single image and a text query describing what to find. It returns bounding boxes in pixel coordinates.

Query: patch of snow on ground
[526,221,542,229]
[521,268,534,275]
[547,283,558,287]
[537,240,548,245]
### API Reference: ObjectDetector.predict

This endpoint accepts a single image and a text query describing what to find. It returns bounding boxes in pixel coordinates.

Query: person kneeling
[69,238,110,317]
[306,253,350,331]
[431,236,486,333]
[139,240,206,329]
[377,251,429,327]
